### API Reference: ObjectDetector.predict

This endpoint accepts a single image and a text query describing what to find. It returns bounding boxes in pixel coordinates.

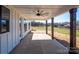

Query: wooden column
[69,8,77,53]
[51,18,54,39]
[46,20,48,34]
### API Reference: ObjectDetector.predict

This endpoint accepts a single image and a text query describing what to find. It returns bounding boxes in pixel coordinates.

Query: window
[19,18,22,37]
[24,19,27,32]
[0,6,10,34]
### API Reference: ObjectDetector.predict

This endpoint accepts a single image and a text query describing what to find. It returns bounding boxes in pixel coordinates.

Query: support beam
[51,18,54,39]
[69,8,77,53]
[46,20,48,34]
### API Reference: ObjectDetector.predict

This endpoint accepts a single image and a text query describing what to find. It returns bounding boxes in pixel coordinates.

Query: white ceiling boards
[12,5,79,20]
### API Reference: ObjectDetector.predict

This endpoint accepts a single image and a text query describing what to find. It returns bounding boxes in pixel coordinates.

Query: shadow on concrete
[54,38,70,48]
[54,37,79,54]
[24,40,68,54]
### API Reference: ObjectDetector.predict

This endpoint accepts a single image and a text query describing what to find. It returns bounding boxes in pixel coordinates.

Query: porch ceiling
[12,5,79,20]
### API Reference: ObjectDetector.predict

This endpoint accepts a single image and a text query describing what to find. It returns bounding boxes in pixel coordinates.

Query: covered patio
[0,5,79,54]
[8,5,79,54]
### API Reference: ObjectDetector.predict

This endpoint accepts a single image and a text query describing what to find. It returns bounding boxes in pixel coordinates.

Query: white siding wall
[0,33,8,54]
[7,8,13,53]
[0,6,32,54]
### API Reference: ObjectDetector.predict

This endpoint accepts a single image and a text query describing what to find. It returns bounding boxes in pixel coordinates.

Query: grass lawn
[54,27,79,37]
[32,26,79,37]
[32,26,46,30]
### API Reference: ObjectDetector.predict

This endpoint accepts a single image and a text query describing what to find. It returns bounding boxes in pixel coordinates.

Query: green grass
[32,26,46,30]
[76,30,79,37]
[54,27,70,34]
[32,26,79,37]
[54,27,79,37]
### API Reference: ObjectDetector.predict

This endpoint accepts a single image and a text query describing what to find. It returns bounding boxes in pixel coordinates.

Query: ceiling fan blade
[41,12,49,16]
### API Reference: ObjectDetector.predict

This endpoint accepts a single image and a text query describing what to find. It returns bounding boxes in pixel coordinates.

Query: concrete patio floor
[11,31,69,54]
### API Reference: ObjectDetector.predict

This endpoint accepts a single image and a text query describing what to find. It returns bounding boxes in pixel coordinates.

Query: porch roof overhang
[8,5,79,20]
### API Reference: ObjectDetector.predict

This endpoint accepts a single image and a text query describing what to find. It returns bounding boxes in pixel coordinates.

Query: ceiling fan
[33,9,49,16]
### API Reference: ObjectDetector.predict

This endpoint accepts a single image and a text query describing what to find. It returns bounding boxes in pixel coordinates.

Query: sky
[54,12,70,23]
[53,8,79,23]
[34,8,79,23]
